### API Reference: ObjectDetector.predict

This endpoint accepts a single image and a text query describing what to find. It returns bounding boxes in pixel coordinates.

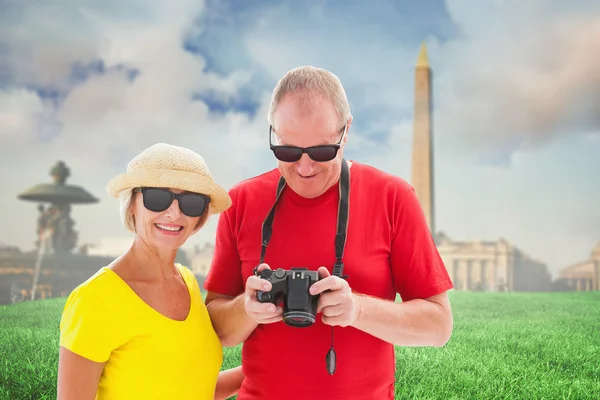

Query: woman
[57,143,244,400]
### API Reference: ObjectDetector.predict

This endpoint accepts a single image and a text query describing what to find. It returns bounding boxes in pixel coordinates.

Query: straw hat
[106,143,231,215]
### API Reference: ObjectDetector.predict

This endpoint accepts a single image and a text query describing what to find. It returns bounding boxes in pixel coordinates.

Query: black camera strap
[255,158,351,376]
[258,158,350,278]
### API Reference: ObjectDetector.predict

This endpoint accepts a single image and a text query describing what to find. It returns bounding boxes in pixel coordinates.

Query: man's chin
[289,180,324,199]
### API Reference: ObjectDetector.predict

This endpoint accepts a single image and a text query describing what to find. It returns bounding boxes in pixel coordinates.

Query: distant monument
[411,42,435,235]
[0,161,195,304]
[408,43,554,292]
[0,161,100,302]
[556,242,600,291]
[18,161,98,254]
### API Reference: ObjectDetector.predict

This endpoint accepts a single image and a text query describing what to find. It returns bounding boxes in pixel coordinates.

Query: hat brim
[106,169,232,215]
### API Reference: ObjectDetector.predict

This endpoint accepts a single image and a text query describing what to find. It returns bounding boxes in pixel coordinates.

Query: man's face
[271,94,351,199]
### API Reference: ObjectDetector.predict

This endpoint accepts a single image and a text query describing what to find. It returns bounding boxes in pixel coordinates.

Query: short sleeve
[203,199,244,297]
[390,187,454,301]
[59,285,121,363]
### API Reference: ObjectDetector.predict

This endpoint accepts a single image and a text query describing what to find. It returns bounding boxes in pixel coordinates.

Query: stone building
[435,233,552,292]
[0,239,192,305]
[0,247,114,305]
[555,242,600,291]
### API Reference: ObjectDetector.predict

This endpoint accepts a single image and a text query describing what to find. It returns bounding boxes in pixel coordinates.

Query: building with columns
[555,242,600,291]
[435,232,552,292]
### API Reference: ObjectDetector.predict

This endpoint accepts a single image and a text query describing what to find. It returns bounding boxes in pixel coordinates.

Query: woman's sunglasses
[134,187,210,217]
[269,125,347,162]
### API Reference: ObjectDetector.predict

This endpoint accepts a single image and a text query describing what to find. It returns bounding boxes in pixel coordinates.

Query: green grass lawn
[1,291,599,399]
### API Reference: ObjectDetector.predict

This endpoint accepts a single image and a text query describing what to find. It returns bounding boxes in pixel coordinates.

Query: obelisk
[411,42,435,235]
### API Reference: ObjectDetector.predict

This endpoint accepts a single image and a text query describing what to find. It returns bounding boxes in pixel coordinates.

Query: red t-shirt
[204,161,453,400]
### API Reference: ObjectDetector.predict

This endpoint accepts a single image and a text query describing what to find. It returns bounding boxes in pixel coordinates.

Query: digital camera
[256,267,320,328]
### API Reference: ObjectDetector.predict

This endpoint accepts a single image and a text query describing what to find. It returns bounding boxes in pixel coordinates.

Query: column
[471,259,482,291]
[466,260,473,291]
[452,259,461,290]
[480,260,488,291]
[486,260,496,292]
[458,259,468,291]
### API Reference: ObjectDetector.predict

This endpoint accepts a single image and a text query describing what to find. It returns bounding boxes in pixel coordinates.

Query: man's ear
[344,115,353,145]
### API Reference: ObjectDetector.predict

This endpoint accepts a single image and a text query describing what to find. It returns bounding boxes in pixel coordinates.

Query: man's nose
[295,153,315,176]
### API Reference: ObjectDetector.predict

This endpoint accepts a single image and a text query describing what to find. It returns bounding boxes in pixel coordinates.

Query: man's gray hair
[268,66,352,130]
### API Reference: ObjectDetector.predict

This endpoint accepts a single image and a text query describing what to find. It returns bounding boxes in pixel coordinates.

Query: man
[204,66,453,400]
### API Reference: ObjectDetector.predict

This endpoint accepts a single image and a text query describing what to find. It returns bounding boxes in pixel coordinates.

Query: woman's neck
[121,238,180,283]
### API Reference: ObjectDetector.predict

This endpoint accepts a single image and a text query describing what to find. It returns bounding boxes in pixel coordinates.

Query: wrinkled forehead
[271,123,345,147]
[272,95,343,145]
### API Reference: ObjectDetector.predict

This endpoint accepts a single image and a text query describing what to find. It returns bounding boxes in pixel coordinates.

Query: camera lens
[283,311,315,328]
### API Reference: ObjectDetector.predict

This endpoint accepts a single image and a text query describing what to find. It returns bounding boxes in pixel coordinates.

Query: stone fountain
[18,161,98,254]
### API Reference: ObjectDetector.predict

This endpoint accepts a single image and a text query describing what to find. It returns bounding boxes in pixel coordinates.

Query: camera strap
[255,158,350,376]
[258,158,350,280]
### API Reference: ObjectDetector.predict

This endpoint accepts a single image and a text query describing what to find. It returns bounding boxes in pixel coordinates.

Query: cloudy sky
[1,0,599,277]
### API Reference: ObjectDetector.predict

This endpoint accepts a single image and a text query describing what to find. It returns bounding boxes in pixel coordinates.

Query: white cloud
[0,0,272,253]
[0,2,107,89]
[0,89,47,138]
[0,0,599,278]
[436,1,600,162]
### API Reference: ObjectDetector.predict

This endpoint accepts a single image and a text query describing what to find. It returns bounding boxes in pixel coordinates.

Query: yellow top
[416,42,429,68]
[59,264,223,400]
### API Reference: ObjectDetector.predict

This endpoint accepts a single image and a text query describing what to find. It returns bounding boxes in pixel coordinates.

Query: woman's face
[131,188,206,252]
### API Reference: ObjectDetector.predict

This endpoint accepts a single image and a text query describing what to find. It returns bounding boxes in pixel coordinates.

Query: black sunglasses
[269,125,347,162]
[134,187,210,217]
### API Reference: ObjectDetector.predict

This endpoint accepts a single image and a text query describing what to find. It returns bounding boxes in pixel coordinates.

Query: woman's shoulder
[59,267,128,363]
[71,266,116,293]
[62,267,120,312]
[82,266,116,287]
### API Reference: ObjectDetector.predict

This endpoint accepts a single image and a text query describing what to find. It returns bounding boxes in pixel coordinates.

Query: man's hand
[243,263,283,324]
[310,267,361,327]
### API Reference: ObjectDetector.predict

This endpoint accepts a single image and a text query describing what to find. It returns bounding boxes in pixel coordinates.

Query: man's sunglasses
[269,125,347,162]
[133,187,210,217]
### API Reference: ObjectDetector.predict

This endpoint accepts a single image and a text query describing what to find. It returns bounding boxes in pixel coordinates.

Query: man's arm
[205,264,284,347]
[313,268,452,347]
[205,292,258,347]
[313,185,454,347]
[203,195,260,347]
[352,291,452,347]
